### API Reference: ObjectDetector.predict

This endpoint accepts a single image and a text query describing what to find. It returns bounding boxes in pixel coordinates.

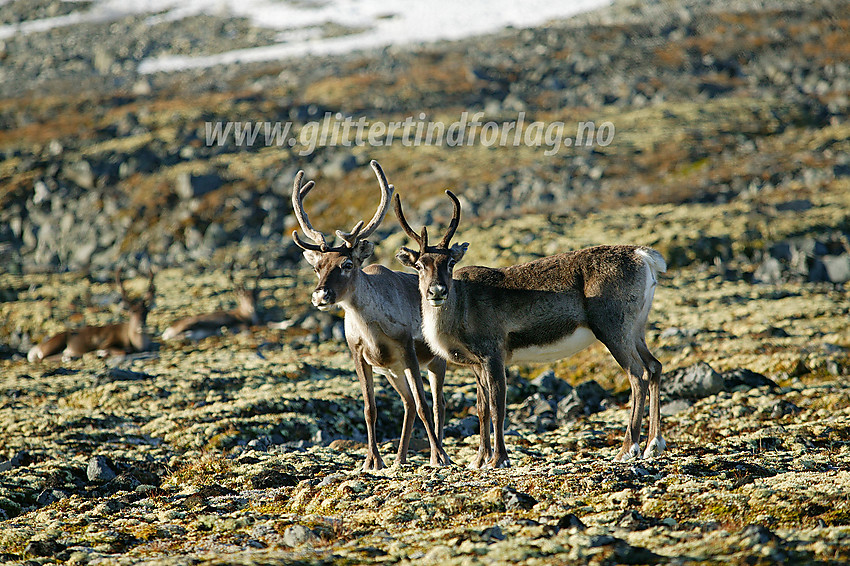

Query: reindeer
[161,263,263,340]
[28,269,156,362]
[291,160,450,470]
[394,191,667,468]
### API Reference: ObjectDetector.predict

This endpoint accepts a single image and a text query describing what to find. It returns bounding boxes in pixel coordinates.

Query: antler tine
[292,230,326,252]
[115,267,131,303]
[357,160,395,241]
[336,220,364,248]
[291,170,328,250]
[146,268,156,303]
[438,190,462,248]
[393,193,423,249]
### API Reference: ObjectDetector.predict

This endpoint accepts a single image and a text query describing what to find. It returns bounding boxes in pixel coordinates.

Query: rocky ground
[2,0,850,564]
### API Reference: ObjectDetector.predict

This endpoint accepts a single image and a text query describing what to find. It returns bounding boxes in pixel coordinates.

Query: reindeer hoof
[361,457,385,472]
[615,443,642,462]
[643,436,666,459]
[482,456,511,469]
[431,450,453,466]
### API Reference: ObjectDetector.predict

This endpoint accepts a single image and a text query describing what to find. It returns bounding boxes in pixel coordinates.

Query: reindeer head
[394,190,468,307]
[116,267,156,327]
[291,160,394,310]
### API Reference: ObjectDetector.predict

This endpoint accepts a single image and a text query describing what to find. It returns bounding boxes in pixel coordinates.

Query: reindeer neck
[126,311,148,350]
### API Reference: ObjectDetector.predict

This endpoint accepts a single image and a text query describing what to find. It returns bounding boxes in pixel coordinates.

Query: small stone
[283,524,317,546]
[660,399,692,416]
[0,450,31,472]
[62,160,95,189]
[503,487,537,511]
[722,368,777,390]
[93,499,125,515]
[822,254,850,284]
[246,438,268,452]
[87,456,117,483]
[531,370,572,398]
[556,513,586,531]
[37,489,68,506]
[740,524,780,545]
[444,415,479,439]
[174,172,222,200]
[754,257,783,284]
[24,538,66,558]
[662,362,724,400]
[251,470,298,489]
[475,525,506,542]
[770,400,800,418]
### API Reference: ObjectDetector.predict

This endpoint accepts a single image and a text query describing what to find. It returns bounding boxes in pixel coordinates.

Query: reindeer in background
[161,263,263,341]
[28,269,156,362]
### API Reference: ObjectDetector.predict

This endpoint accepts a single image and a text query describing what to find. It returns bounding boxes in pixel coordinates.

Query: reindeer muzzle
[312,287,336,310]
[426,285,448,307]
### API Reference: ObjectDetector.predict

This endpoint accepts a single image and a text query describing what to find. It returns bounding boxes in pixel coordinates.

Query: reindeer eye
[341,260,354,271]
[414,261,423,271]
[447,259,456,270]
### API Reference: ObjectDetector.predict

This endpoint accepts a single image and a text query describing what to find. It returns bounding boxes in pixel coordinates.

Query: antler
[393,193,424,251]
[291,170,329,252]
[146,268,156,304]
[116,267,131,303]
[438,190,461,248]
[393,190,460,253]
[337,160,395,247]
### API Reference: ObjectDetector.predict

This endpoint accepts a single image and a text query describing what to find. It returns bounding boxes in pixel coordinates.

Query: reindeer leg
[483,356,510,469]
[427,357,447,444]
[385,366,416,467]
[639,341,665,458]
[353,353,384,471]
[401,345,448,466]
[605,342,649,462]
[470,365,492,469]
[427,357,452,464]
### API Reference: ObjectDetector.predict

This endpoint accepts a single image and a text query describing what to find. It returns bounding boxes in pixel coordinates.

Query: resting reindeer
[394,191,667,468]
[28,269,156,362]
[162,264,262,340]
[292,160,450,470]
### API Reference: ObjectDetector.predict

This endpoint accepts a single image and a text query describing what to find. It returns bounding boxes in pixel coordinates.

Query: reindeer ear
[396,246,417,268]
[302,250,322,267]
[450,242,468,262]
[352,240,375,263]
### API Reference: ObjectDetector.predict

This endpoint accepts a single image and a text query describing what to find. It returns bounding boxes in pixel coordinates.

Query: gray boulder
[662,362,724,400]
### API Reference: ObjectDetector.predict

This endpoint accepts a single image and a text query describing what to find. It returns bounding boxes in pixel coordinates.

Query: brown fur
[28,270,156,362]
[395,191,666,468]
[162,269,261,340]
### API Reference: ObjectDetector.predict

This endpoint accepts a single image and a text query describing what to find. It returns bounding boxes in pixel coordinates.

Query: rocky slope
[1,0,849,564]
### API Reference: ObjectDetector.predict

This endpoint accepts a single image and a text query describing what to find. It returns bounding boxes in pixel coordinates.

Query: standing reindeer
[161,263,263,340]
[394,191,667,468]
[28,269,156,362]
[292,160,450,470]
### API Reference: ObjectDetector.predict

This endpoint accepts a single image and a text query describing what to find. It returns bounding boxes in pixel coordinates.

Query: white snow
[0,0,611,73]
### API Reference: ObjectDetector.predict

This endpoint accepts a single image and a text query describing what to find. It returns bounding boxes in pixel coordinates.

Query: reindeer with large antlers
[394,191,667,468]
[161,263,263,341]
[28,269,156,362]
[292,160,451,470]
